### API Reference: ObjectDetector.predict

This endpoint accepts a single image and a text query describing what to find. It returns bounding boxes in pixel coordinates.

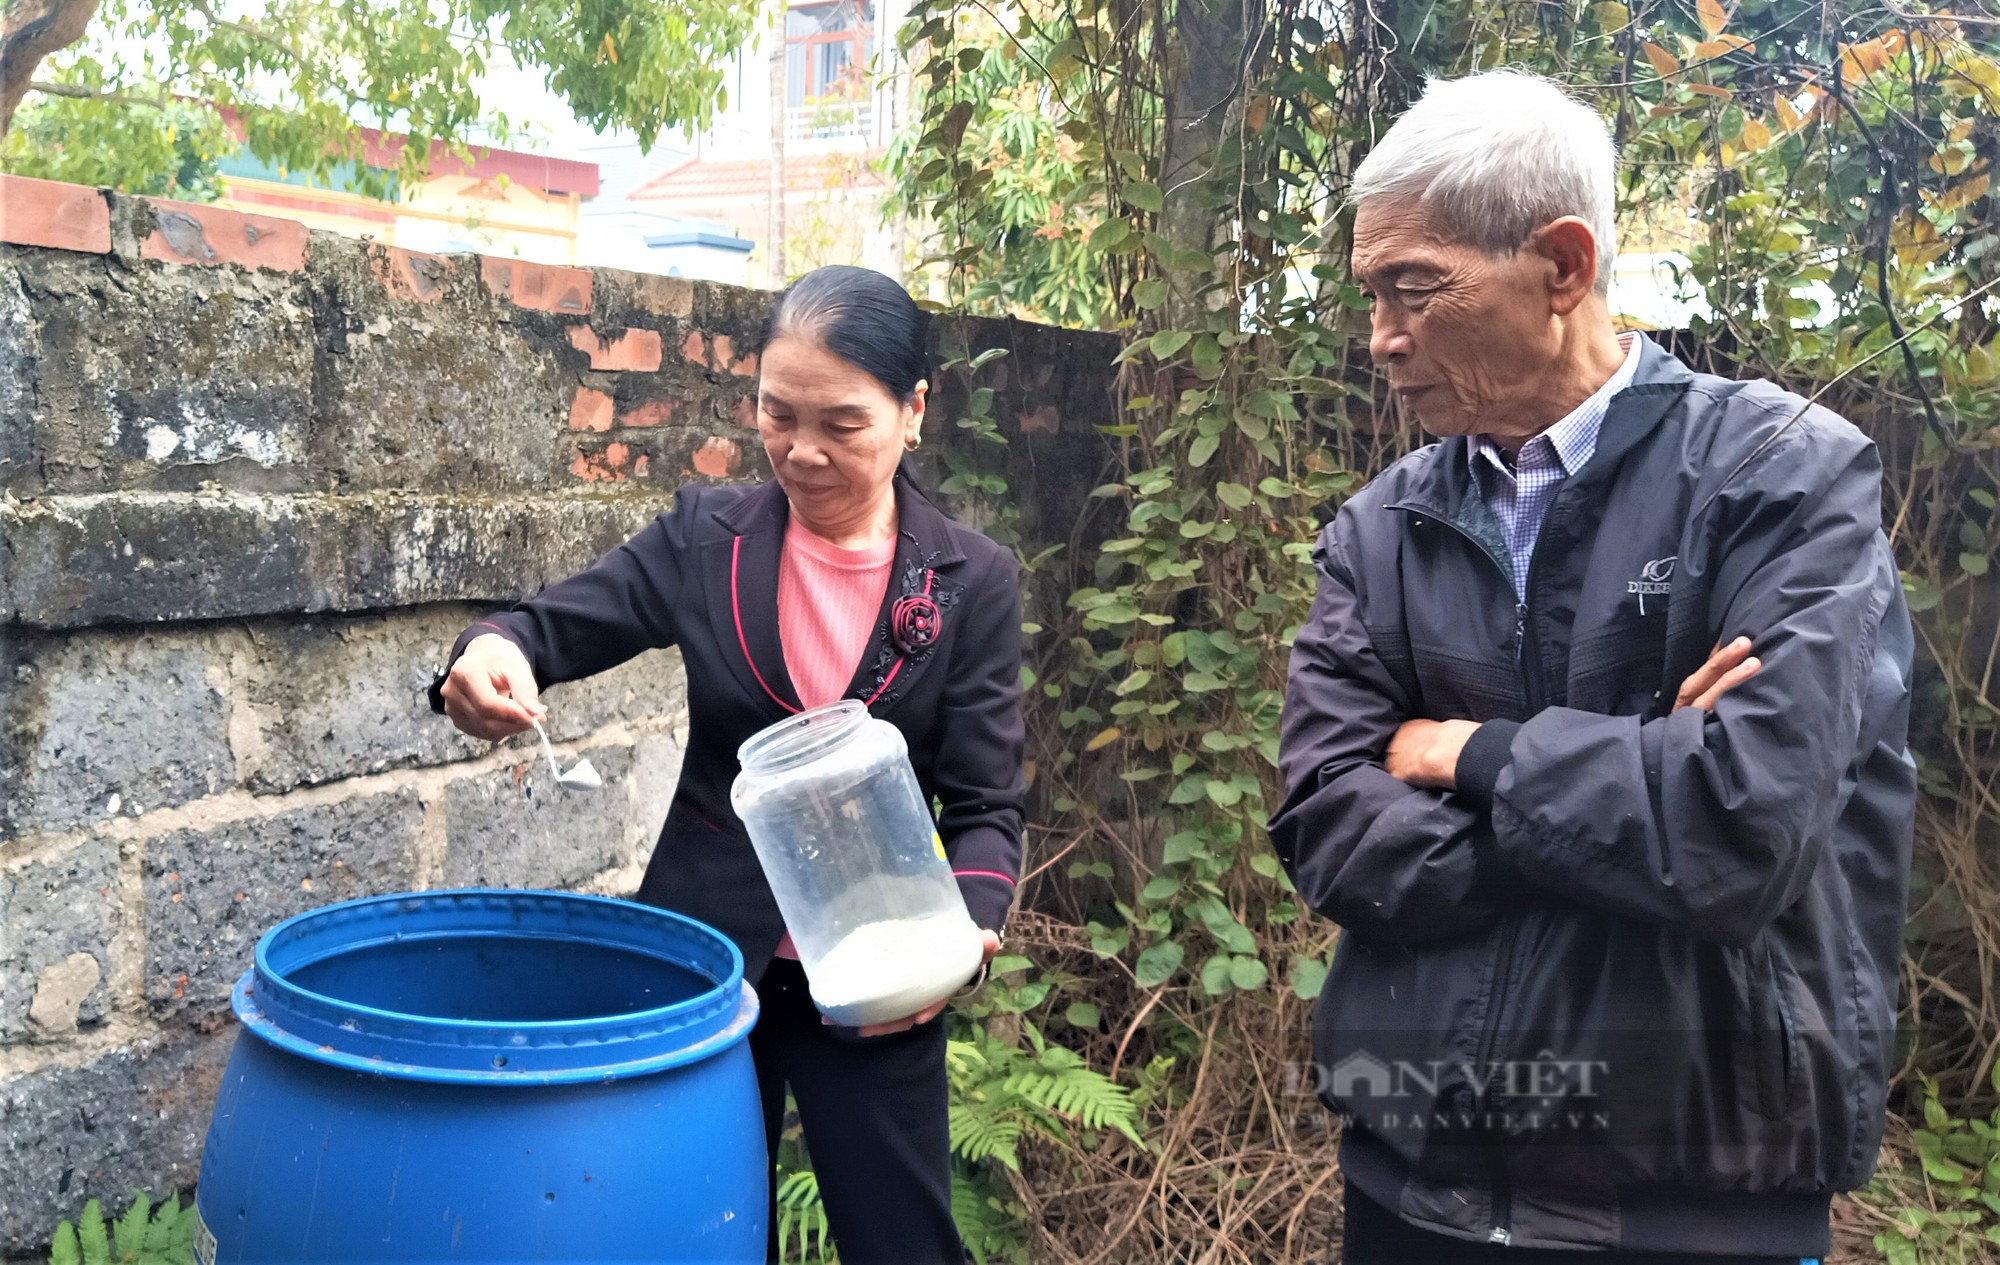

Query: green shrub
[1867,1063,2000,1265]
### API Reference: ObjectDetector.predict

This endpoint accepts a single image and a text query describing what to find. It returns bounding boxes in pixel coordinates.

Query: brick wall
[0,174,1118,1252]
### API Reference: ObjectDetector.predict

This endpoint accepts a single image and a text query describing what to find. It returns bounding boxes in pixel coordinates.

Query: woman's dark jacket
[432,474,1025,979]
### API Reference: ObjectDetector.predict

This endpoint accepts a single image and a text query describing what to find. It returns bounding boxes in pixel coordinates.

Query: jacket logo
[1628,555,1676,615]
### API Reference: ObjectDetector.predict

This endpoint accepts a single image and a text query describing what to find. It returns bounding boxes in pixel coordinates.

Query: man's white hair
[1351,70,1619,295]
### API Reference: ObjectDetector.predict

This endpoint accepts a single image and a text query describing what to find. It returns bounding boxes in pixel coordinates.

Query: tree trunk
[1155,0,1247,329]
[767,22,788,288]
[888,41,910,284]
[0,0,102,136]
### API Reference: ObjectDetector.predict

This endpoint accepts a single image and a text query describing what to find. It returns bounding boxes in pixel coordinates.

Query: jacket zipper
[1407,502,1558,1245]
[1475,921,1521,1244]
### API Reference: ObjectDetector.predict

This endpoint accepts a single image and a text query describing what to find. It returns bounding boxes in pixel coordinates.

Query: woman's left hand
[846,930,1001,1037]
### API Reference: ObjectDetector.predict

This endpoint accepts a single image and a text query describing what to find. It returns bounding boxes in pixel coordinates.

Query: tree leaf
[1162,831,1209,864]
[1228,957,1269,990]
[1903,574,1943,613]
[1840,38,1893,84]
[1190,334,1224,378]
[1089,924,1129,956]
[1193,895,1257,953]
[1923,1155,1969,1183]
[1291,955,1329,999]
[1125,181,1164,213]
[1066,1002,1101,1028]
[1698,0,1728,37]
[1134,940,1184,987]
[1642,41,1680,79]
[1149,330,1193,359]
[1200,954,1234,994]
[1141,874,1180,902]
[1243,388,1293,417]
[1086,726,1122,751]
[1089,218,1133,250]
[1937,174,1992,214]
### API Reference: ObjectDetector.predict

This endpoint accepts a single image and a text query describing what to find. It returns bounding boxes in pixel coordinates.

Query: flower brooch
[891,592,941,656]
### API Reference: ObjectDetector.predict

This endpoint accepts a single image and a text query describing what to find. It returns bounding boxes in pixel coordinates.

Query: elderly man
[1270,71,1914,1264]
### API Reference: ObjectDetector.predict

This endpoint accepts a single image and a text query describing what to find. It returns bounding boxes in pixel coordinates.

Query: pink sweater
[771,519,896,959]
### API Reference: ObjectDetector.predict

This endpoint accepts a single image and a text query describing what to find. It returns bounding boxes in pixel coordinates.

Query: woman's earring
[904,434,922,452]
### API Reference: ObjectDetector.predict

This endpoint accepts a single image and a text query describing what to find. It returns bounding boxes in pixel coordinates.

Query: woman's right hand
[441,633,548,740]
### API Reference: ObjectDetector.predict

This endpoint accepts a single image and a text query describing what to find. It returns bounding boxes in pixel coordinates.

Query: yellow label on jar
[933,832,946,861]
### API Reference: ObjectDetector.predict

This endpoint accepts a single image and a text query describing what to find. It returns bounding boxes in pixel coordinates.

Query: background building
[629,0,904,288]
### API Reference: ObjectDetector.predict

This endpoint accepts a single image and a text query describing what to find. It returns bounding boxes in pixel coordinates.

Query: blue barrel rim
[233,888,759,1085]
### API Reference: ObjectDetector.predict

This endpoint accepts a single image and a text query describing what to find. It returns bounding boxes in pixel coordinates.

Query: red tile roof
[356,128,601,197]
[215,108,601,196]
[630,152,887,203]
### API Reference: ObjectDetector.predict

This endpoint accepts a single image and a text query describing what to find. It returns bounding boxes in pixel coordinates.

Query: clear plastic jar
[730,701,984,1026]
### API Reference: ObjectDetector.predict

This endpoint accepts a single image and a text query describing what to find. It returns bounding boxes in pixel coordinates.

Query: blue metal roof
[642,228,754,253]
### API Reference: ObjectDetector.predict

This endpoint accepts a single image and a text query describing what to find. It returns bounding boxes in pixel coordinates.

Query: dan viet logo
[1286,1049,1613,1134]
[1628,555,1676,615]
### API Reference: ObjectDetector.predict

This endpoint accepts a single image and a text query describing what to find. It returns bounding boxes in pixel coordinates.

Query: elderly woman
[433,265,1023,1264]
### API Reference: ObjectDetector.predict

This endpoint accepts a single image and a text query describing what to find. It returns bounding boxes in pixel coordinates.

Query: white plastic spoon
[531,720,603,790]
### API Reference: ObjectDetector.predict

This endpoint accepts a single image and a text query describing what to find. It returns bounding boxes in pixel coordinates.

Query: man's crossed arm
[1384,637,1763,789]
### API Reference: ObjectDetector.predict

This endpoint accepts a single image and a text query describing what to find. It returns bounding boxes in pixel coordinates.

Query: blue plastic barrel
[194,889,764,1262]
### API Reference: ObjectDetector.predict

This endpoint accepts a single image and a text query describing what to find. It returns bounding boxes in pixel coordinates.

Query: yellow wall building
[212,128,600,264]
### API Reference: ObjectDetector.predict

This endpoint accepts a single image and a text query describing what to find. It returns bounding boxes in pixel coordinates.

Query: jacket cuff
[954,871,1017,934]
[429,620,527,715]
[1454,720,1522,803]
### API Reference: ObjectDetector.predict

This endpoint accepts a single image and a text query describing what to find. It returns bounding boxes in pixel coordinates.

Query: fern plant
[48,1191,194,1265]
[774,1167,834,1265]
[947,1028,1143,1167]
[768,1025,1141,1265]
[942,1025,1148,1263]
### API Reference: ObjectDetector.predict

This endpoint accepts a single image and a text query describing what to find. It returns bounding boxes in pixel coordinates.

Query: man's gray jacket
[1270,335,1914,1255]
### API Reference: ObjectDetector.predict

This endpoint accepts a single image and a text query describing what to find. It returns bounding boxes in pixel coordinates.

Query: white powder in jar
[805,914,985,1028]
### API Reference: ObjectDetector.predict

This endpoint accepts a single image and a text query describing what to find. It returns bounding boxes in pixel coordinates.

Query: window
[785,1,872,107]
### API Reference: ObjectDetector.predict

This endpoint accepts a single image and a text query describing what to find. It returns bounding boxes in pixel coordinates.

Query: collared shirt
[1470,333,1640,596]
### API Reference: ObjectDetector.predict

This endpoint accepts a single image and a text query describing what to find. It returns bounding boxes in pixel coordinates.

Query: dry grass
[995,909,1341,1264]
